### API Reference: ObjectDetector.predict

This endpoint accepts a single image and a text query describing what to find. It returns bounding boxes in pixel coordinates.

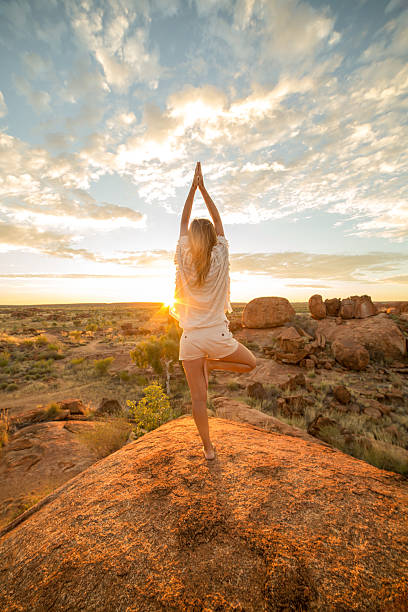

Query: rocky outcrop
[242,297,295,328]
[309,294,326,319]
[212,397,320,444]
[0,421,98,522]
[324,297,340,316]
[309,294,377,319]
[332,337,370,370]
[0,415,407,611]
[317,313,406,362]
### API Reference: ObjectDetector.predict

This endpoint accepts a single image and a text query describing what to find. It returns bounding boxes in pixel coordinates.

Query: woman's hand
[197,161,204,189]
[192,162,201,189]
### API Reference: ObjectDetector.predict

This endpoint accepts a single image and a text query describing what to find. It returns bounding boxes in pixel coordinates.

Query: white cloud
[13,75,51,113]
[0,92,7,118]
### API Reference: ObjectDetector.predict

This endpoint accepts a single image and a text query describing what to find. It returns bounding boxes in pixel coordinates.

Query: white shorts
[179,321,239,361]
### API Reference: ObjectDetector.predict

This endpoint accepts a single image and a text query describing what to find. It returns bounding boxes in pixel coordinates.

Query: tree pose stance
[169,162,257,460]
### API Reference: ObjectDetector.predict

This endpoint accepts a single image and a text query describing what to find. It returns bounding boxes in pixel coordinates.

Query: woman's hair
[188,218,217,287]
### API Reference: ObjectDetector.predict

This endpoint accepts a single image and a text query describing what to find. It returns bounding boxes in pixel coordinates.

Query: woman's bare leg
[206,342,257,376]
[182,357,215,459]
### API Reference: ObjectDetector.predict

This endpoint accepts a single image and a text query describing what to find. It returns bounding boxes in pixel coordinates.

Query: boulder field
[0,415,407,611]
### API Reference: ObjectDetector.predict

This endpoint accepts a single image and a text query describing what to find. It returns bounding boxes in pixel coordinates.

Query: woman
[169,162,257,460]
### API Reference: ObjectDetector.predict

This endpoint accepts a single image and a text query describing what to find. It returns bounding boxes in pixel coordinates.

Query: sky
[0,0,407,306]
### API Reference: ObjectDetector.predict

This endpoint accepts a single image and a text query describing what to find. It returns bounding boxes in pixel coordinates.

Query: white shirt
[169,234,233,330]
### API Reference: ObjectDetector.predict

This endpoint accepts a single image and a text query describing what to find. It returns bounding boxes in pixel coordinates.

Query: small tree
[127,382,172,435]
[130,324,180,394]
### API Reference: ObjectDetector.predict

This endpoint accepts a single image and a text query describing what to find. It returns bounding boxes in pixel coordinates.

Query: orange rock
[332,337,370,370]
[1,415,407,611]
[242,297,295,328]
[308,294,326,319]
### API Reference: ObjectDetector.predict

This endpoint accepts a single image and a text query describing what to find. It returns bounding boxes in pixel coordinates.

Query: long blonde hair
[188,218,217,287]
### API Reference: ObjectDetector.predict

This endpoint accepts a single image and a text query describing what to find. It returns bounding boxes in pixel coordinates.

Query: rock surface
[317,313,406,361]
[332,337,370,370]
[242,296,295,328]
[0,415,407,611]
[0,421,98,521]
[308,294,326,320]
[212,397,322,445]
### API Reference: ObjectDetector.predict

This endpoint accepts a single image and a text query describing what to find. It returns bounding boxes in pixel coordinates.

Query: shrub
[127,382,173,436]
[45,403,62,419]
[6,382,18,392]
[0,351,10,367]
[71,356,85,366]
[93,356,114,376]
[119,370,130,382]
[227,381,240,391]
[34,335,49,346]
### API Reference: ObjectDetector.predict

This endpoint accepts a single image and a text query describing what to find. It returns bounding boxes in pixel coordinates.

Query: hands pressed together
[192,161,204,190]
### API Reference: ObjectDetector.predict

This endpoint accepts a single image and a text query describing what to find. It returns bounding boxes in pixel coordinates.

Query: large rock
[316,313,406,362]
[212,397,321,445]
[1,415,407,611]
[332,337,370,370]
[339,298,355,319]
[352,295,377,318]
[0,421,98,524]
[308,294,326,319]
[324,297,340,316]
[242,297,295,328]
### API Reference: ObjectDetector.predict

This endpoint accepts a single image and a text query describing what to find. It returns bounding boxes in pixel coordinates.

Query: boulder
[96,398,123,416]
[333,385,351,405]
[242,297,295,328]
[278,373,306,391]
[246,382,267,401]
[339,298,355,319]
[56,399,86,415]
[308,294,326,319]
[352,295,377,318]
[324,298,340,316]
[1,415,407,611]
[276,326,305,352]
[307,414,342,439]
[331,337,370,370]
[316,314,406,362]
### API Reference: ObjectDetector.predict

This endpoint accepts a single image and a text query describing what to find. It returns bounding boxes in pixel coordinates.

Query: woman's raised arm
[179,163,200,237]
[197,163,224,236]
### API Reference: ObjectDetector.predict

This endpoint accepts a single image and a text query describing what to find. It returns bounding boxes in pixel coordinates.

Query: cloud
[22,51,52,76]
[12,75,51,113]
[65,0,163,92]
[229,250,408,283]
[0,92,7,118]
[0,132,145,247]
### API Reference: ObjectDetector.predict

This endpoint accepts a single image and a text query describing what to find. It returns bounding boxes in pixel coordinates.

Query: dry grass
[74,415,132,459]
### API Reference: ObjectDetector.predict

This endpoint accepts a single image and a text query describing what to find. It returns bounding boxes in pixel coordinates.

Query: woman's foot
[203,444,216,460]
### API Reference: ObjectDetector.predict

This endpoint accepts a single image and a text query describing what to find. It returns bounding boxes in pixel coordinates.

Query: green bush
[0,351,10,367]
[71,357,85,366]
[119,370,130,382]
[127,382,173,436]
[93,356,114,376]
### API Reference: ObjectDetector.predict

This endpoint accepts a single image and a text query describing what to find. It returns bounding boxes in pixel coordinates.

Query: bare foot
[203,444,216,460]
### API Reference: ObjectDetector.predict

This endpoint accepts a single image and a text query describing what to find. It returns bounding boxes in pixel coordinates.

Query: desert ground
[0,298,407,529]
